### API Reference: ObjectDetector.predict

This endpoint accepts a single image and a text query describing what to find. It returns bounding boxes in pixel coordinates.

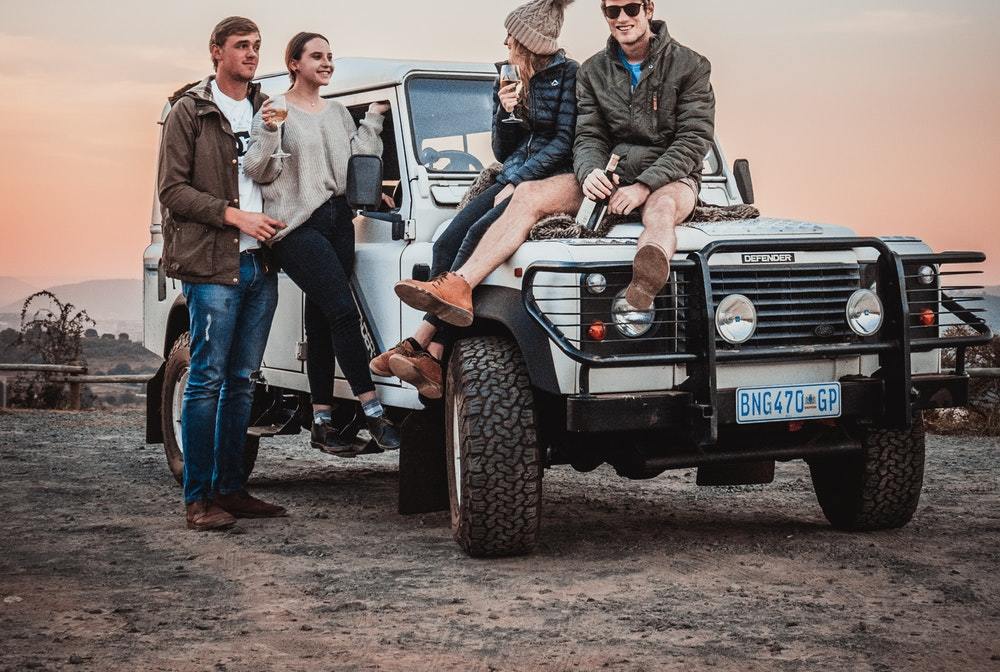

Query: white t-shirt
[212,80,263,252]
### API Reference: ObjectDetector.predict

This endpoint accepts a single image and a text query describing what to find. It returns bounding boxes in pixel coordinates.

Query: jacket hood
[167,75,263,108]
[604,19,672,61]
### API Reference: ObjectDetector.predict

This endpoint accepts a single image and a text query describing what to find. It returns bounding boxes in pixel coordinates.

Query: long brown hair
[508,36,550,107]
[285,31,330,84]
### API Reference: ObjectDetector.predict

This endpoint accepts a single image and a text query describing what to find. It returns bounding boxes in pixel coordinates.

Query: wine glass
[499,64,524,125]
[269,95,291,159]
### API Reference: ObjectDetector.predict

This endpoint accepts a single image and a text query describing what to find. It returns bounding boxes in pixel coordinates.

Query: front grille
[711,264,862,348]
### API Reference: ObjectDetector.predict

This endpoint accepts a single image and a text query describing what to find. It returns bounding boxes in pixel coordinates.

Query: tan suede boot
[388,350,444,399]
[625,244,671,310]
[394,272,473,327]
[370,338,422,377]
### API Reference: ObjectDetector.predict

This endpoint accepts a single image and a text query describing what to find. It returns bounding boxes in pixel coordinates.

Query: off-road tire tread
[810,414,925,531]
[448,336,541,557]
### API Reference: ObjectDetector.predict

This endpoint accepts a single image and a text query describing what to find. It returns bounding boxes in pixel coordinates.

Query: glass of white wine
[499,64,524,125]
[269,95,290,159]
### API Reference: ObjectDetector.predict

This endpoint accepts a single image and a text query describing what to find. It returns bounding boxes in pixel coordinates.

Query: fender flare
[472,285,559,395]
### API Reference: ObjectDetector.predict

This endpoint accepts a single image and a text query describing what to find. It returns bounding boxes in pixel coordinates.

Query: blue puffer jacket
[493,51,579,186]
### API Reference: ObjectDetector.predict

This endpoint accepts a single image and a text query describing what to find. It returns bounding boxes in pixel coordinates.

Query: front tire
[445,336,542,557]
[809,413,926,530]
[160,332,258,485]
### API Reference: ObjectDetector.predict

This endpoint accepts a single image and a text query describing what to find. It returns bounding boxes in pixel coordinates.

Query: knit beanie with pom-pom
[504,0,575,56]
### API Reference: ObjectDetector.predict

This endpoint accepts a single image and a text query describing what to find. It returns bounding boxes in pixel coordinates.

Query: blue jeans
[181,252,278,504]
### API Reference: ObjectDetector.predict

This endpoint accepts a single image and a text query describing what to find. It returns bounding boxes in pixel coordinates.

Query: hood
[555,217,859,254]
[167,75,263,109]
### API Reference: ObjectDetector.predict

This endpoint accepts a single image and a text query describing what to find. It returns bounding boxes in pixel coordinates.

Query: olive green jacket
[574,21,716,192]
[157,76,274,285]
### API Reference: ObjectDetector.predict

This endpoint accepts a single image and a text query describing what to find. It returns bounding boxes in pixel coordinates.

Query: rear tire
[160,332,259,485]
[445,336,542,557]
[809,413,926,530]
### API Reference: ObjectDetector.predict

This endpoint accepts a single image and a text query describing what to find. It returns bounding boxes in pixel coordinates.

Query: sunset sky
[1,0,998,285]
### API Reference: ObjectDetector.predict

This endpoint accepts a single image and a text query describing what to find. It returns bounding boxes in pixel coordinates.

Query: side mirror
[346,155,383,210]
[733,159,755,205]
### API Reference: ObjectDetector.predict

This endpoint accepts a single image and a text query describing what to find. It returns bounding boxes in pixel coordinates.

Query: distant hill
[0,277,39,309]
[0,279,142,322]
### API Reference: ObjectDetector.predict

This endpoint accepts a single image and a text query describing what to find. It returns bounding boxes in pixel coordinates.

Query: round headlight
[917,265,936,286]
[585,273,608,295]
[715,294,757,344]
[612,290,655,338]
[846,289,883,336]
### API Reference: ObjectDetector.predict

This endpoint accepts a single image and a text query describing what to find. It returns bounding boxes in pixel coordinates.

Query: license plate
[736,382,842,425]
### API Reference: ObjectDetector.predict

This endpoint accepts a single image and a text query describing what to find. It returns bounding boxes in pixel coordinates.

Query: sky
[0,0,998,285]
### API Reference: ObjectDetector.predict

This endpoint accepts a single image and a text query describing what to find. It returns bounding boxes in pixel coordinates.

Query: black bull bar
[522,237,992,447]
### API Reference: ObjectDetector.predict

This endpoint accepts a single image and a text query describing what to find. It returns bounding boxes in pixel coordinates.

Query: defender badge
[742,253,795,264]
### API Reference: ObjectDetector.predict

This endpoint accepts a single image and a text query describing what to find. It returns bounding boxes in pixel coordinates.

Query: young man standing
[392,0,714,332]
[158,16,288,531]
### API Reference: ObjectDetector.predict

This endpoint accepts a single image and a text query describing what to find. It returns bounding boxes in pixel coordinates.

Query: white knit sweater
[244,101,384,242]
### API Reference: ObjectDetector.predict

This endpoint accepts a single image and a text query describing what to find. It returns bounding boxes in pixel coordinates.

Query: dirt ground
[1,409,998,671]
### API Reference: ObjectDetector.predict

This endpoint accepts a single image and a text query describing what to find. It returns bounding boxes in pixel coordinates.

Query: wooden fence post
[68,382,82,411]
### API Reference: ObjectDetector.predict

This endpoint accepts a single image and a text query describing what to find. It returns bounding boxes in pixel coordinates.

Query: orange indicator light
[919,309,936,327]
[588,321,607,341]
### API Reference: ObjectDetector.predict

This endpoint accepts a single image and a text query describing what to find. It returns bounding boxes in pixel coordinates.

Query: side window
[349,103,401,208]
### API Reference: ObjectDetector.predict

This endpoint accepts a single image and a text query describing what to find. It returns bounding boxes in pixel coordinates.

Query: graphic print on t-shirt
[234,131,251,157]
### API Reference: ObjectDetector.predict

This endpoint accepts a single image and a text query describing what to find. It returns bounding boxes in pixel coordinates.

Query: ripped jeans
[180,252,278,504]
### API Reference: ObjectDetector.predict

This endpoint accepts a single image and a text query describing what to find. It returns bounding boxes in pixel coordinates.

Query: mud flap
[398,400,449,515]
[145,363,166,444]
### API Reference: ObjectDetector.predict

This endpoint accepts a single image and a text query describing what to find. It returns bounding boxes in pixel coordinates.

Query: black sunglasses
[602,2,647,19]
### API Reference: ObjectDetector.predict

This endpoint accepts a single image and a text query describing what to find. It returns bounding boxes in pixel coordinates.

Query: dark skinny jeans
[272,196,375,402]
[426,182,510,346]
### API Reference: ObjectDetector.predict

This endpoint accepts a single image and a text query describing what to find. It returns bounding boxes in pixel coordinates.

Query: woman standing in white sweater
[245,32,398,455]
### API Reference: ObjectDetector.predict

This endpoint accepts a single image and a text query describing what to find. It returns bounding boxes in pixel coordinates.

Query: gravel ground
[1,408,998,671]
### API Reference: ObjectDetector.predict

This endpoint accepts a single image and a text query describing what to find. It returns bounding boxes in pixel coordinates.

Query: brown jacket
[157,76,274,285]
[574,21,716,192]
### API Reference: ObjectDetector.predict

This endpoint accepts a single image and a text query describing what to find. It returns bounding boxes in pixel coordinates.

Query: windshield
[406,76,496,174]
[405,74,722,177]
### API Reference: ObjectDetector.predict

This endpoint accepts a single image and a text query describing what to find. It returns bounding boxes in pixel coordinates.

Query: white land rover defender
[143,59,992,557]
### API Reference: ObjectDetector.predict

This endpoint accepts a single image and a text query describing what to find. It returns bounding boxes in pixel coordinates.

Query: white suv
[143,58,992,557]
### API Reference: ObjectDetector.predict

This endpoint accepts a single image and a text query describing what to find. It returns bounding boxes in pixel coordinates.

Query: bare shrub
[926,329,999,436]
[7,292,95,409]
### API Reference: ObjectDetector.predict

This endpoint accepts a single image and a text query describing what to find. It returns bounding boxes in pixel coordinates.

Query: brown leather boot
[625,244,671,310]
[388,350,443,399]
[394,273,473,327]
[214,492,287,519]
[186,500,236,531]
[369,337,422,377]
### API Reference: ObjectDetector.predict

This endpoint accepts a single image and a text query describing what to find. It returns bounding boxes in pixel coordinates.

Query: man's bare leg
[457,173,583,287]
[626,181,698,309]
[393,173,582,327]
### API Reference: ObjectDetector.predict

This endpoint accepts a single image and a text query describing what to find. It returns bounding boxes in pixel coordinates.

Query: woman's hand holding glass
[498,64,524,124]
[262,96,291,159]
[498,83,520,115]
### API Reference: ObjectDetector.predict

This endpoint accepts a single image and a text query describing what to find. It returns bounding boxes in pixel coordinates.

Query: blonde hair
[510,35,552,91]
[508,36,550,108]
